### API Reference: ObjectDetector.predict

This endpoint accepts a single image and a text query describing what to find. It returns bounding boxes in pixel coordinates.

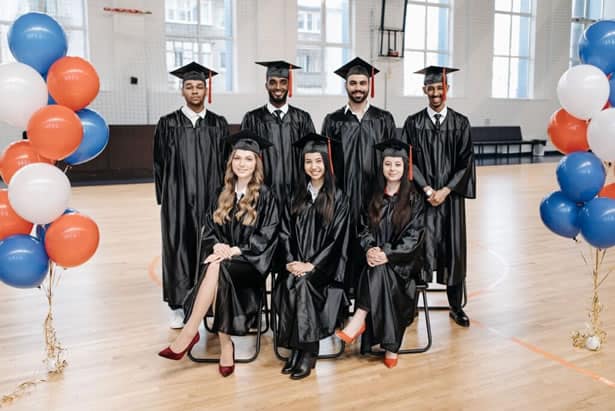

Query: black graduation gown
[153,109,229,308]
[356,191,425,354]
[401,108,476,286]
[240,105,316,210]
[273,188,351,347]
[321,105,396,289]
[183,186,279,336]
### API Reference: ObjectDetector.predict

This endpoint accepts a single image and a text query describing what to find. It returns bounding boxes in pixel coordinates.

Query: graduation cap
[293,133,339,177]
[226,129,273,154]
[170,61,219,104]
[375,138,414,181]
[255,60,301,98]
[414,65,459,102]
[334,57,380,98]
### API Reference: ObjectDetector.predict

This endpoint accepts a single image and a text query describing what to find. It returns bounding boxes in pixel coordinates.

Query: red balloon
[47,57,100,111]
[45,213,99,268]
[547,108,589,154]
[0,140,53,183]
[27,105,83,160]
[598,183,615,199]
[0,189,33,240]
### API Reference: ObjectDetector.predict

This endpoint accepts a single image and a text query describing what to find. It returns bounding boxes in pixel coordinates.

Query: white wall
[0,0,574,149]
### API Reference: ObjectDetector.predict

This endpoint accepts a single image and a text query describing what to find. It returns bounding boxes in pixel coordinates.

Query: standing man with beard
[154,62,230,329]
[321,57,396,292]
[240,60,316,212]
[402,65,476,327]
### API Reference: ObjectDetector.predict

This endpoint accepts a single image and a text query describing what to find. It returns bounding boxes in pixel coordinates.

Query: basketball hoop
[103,7,152,15]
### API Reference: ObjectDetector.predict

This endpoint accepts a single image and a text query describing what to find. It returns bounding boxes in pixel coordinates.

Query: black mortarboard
[334,57,380,79]
[170,61,218,82]
[255,60,301,79]
[293,133,339,177]
[227,130,273,154]
[170,61,218,103]
[414,65,459,85]
[375,138,414,181]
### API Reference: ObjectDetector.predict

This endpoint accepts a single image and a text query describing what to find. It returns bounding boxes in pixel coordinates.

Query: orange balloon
[47,57,100,111]
[547,108,589,154]
[27,105,83,160]
[45,213,99,268]
[598,183,615,199]
[0,140,54,183]
[0,189,33,240]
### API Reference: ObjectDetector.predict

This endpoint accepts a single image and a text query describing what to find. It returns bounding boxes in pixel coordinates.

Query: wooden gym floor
[1,162,614,410]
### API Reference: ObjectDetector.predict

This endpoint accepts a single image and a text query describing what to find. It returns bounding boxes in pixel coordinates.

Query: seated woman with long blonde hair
[159,130,279,378]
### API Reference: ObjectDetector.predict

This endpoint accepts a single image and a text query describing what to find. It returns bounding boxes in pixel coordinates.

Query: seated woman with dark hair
[336,138,425,368]
[273,133,350,380]
[158,130,279,378]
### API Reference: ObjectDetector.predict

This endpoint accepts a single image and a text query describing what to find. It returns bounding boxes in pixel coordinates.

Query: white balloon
[556,64,609,120]
[588,108,615,161]
[585,335,601,351]
[8,163,71,224]
[0,62,48,129]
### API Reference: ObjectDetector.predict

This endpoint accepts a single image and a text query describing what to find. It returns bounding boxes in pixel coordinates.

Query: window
[403,0,452,96]
[0,0,88,64]
[165,0,233,91]
[492,0,535,99]
[296,0,352,95]
[569,0,615,67]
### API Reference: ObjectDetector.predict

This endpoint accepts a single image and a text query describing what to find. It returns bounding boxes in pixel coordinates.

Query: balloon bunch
[0,12,105,406]
[542,20,615,352]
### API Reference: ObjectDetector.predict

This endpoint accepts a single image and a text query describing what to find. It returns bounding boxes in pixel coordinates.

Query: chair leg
[187,294,264,364]
[420,280,467,310]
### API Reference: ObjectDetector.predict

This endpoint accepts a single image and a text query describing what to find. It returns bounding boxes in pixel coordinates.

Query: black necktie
[274,109,283,122]
[434,113,442,129]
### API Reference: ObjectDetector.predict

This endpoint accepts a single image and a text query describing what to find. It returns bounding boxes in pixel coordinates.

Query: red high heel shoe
[335,322,366,344]
[158,333,200,360]
[218,342,235,377]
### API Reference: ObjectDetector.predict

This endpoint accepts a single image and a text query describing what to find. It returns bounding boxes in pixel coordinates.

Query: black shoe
[449,308,470,327]
[290,352,316,380]
[281,350,302,375]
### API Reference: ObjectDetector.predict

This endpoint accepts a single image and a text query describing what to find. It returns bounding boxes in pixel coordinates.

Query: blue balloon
[0,235,49,289]
[64,109,109,166]
[35,208,77,243]
[43,72,56,105]
[8,12,67,75]
[579,20,615,76]
[540,191,582,239]
[556,152,605,202]
[609,75,615,107]
[579,197,615,248]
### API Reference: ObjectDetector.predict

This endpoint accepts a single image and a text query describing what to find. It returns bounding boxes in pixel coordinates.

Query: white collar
[344,101,370,121]
[267,103,289,118]
[235,184,246,201]
[181,105,207,127]
[427,106,447,124]
[307,182,320,202]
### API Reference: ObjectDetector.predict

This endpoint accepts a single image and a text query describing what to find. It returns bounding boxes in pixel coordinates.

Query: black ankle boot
[281,350,301,375]
[290,352,316,380]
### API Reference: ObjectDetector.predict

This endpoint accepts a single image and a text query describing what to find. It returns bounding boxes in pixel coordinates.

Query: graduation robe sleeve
[306,193,351,284]
[445,119,476,198]
[153,117,166,205]
[382,195,425,275]
[237,189,280,276]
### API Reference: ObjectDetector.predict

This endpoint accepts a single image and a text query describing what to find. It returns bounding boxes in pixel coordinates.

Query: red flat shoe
[218,342,235,377]
[384,356,398,368]
[158,333,200,360]
[335,322,366,344]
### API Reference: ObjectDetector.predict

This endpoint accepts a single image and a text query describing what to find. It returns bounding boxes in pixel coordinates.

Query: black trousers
[446,283,464,310]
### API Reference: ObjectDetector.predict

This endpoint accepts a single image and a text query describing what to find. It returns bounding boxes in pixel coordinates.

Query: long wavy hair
[368,157,417,236]
[291,151,336,225]
[213,150,264,226]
